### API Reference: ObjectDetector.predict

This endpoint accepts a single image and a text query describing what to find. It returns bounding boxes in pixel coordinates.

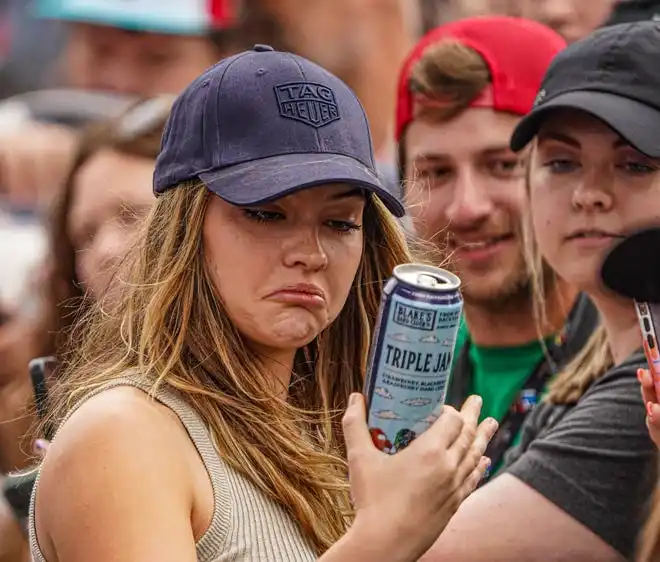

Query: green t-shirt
[452,318,548,452]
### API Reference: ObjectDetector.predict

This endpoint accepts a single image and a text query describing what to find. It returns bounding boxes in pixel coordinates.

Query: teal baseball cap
[35,0,237,36]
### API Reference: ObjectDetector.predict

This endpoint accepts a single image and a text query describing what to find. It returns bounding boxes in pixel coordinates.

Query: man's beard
[461,259,556,316]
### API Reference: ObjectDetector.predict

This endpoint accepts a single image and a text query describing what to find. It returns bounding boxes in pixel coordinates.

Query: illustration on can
[364,264,463,454]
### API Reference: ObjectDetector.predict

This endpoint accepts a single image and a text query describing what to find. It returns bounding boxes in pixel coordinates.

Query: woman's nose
[281,227,329,271]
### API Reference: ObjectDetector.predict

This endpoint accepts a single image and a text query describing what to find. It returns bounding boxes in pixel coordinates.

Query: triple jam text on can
[364,264,463,455]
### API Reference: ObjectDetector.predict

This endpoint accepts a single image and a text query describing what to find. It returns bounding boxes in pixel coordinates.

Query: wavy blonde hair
[45,182,419,554]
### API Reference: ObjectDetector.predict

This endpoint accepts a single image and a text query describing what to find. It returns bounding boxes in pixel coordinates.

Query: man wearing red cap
[396,17,619,561]
[398,16,598,477]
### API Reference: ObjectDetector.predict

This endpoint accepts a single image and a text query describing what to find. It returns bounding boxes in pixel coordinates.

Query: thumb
[342,393,373,454]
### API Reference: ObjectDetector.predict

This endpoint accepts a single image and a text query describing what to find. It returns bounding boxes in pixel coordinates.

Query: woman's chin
[556,273,605,302]
[261,317,325,349]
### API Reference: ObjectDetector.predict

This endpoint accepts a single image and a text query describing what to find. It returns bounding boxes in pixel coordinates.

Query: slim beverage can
[364,264,463,454]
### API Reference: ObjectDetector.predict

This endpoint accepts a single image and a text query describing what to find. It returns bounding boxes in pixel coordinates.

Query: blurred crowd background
[0,0,657,560]
[0,0,652,308]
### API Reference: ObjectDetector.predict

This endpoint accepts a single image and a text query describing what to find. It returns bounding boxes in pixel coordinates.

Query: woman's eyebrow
[537,131,580,148]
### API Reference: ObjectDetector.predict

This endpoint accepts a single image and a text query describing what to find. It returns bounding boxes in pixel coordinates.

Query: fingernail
[487,417,499,430]
[472,395,483,407]
[348,393,359,407]
[638,368,645,382]
[648,402,654,420]
[34,439,48,453]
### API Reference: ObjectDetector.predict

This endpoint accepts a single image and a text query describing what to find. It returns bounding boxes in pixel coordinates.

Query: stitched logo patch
[274,82,340,128]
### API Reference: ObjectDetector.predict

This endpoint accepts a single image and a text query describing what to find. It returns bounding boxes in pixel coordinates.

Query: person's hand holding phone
[639,339,660,449]
[599,228,660,450]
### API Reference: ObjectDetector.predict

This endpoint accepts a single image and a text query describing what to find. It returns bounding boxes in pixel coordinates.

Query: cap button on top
[253,44,274,52]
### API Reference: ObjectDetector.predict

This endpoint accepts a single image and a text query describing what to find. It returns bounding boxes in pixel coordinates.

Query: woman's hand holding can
[340,393,497,562]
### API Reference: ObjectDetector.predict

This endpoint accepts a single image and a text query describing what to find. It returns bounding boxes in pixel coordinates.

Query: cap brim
[510,90,660,157]
[601,228,660,302]
[199,153,405,218]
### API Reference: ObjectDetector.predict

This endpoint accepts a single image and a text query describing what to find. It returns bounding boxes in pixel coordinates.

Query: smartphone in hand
[634,302,660,393]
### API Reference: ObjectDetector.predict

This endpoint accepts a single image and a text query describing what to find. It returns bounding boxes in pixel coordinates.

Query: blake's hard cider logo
[393,302,436,331]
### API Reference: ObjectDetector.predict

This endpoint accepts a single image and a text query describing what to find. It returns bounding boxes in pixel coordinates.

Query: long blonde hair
[46,183,417,554]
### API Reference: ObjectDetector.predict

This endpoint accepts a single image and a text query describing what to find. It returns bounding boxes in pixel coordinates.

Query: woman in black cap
[503,18,660,562]
[27,47,496,562]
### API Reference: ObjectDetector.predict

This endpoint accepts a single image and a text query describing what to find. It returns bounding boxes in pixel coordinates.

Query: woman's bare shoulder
[43,385,185,465]
[35,385,198,562]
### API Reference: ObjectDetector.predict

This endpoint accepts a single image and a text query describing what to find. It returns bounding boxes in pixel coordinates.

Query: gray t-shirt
[502,352,657,559]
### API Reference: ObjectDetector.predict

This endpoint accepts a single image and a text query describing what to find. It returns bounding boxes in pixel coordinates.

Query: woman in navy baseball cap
[28,47,496,561]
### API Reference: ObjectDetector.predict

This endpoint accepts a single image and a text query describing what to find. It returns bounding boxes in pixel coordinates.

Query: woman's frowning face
[203,183,366,355]
[528,110,660,295]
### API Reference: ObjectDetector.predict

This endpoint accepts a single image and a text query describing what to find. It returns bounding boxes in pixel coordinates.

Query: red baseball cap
[395,16,566,140]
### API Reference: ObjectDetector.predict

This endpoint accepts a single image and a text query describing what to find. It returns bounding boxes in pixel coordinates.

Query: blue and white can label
[364,264,463,454]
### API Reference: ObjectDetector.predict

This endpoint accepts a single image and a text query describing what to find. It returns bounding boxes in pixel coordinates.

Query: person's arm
[422,474,623,562]
[34,387,200,562]
[422,361,654,562]
[0,318,40,473]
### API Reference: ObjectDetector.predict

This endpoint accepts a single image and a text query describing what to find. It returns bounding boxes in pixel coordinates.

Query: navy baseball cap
[511,21,660,157]
[154,45,405,217]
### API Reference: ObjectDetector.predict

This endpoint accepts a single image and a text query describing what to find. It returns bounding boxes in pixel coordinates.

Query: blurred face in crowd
[529,110,660,295]
[253,0,363,77]
[520,0,616,44]
[64,23,220,95]
[68,148,154,302]
[203,184,365,354]
[405,108,529,309]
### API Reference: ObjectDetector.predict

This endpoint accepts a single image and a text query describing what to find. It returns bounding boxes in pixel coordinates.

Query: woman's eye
[73,225,95,248]
[326,220,362,235]
[621,161,657,175]
[242,209,284,223]
[544,158,579,174]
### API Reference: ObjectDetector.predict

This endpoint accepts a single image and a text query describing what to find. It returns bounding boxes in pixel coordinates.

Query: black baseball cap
[510,21,660,156]
[601,227,660,303]
[604,0,660,26]
[154,45,404,217]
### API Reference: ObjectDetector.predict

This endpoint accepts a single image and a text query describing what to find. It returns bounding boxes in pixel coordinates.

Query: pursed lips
[266,283,327,307]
